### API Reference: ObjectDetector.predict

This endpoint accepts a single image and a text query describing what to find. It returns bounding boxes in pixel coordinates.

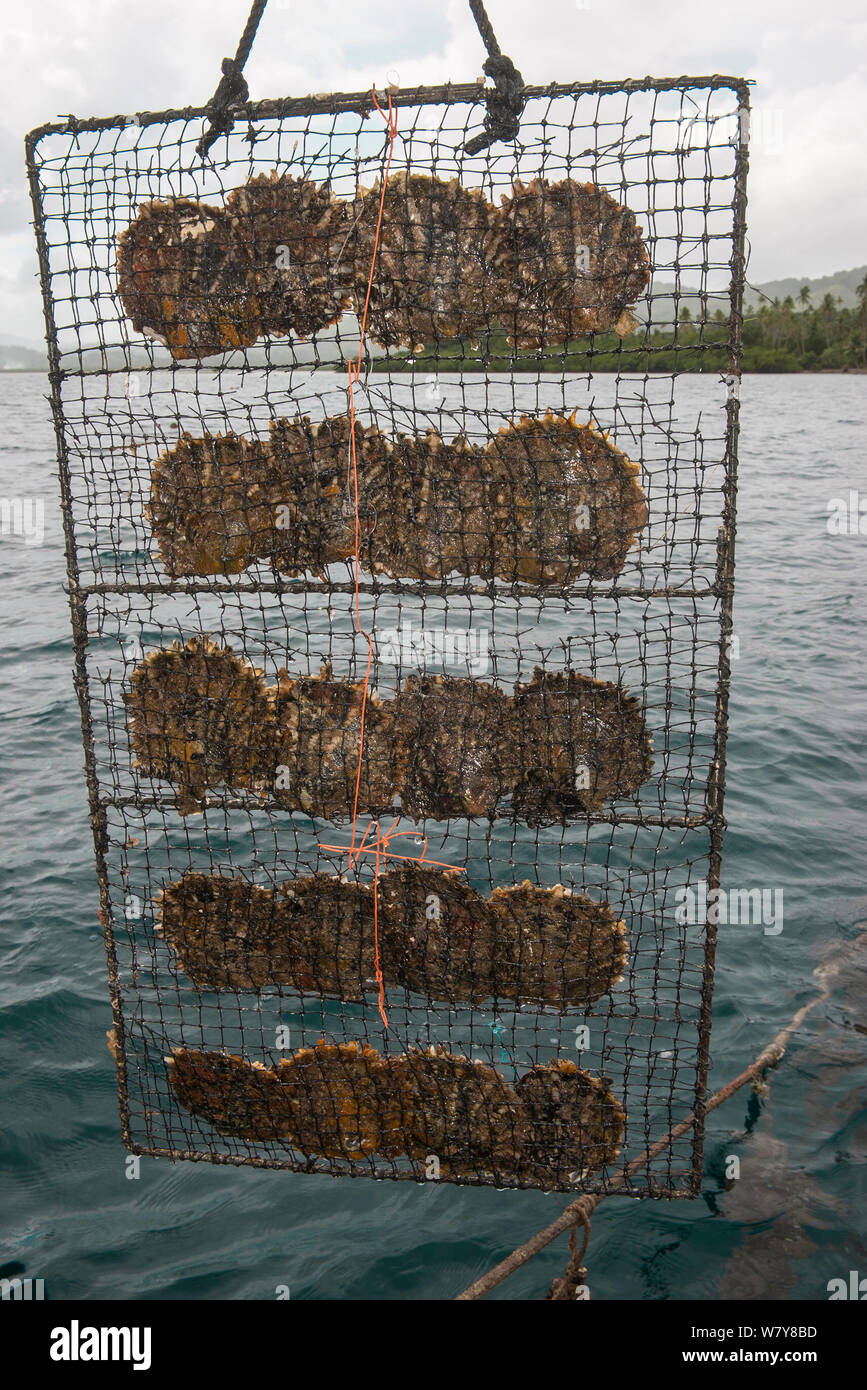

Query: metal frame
[26,73,749,1195]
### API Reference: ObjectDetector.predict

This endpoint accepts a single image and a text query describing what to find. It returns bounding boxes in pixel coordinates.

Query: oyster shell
[126,641,653,819]
[391,1047,525,1177]
[167,1048,293,1140]
[116,198,262,359]
[276,1040,403,1160]
[514,1059,626,1181]
[483,410,649,583]
[491,178,650,348]
[123,636,276,815]
[509,667,654,823]
[225,172,352,340]
[167,1043,625,1182]
[147,410,647,584]
[351,172,496,350]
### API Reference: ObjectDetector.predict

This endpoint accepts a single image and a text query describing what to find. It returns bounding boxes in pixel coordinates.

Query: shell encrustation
[125,639,653,820]
[147,410,647,585]
[167,1042,625,1184]
[157,867,628,1009]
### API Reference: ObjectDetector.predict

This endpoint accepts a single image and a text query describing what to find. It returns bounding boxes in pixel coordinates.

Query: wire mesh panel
[27,74,748,1195]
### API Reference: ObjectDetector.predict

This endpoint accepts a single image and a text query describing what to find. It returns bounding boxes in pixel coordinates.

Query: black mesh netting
[26,74,749,1194]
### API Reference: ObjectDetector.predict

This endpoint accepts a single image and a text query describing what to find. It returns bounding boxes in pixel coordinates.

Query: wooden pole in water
[455,963,839,1301]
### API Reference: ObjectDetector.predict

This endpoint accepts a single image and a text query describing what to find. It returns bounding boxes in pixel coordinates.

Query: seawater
[0,372,864,1300]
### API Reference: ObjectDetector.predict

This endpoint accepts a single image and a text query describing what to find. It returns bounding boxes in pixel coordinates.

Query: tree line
[375,276,867,373]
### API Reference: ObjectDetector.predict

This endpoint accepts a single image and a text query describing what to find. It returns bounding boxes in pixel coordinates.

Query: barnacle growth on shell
[514,1060,626,1181]
[148,410,647,585]
[156,867,627,1009]
[491,178,650,348]
[225,172,353,340]
[167,1042,626,1183]
[351,172,496,350]
[116,198,262,360]
[125,640,653,820]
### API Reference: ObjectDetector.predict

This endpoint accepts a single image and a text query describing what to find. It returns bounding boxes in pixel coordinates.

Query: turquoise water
[0,372,864,1300]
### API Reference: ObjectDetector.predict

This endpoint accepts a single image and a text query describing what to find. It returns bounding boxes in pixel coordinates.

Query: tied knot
[465,53,526,155]
[196,57,251,158]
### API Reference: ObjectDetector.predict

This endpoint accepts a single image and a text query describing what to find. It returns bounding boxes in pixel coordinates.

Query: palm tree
[795,286,811,355]
[820,292,837,349]
[782,295,796,349]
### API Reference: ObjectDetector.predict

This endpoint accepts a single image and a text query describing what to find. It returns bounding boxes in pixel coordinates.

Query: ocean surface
[0,370,864,1301]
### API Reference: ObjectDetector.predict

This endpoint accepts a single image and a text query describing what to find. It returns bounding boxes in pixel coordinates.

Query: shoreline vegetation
[372,283,867,375]
[3,283,865,376]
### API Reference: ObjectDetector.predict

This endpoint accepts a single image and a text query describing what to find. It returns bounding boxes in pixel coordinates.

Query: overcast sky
[2,0,865,343]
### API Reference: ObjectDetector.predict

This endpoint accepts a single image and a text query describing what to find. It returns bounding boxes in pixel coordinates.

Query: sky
[1,0,865,344]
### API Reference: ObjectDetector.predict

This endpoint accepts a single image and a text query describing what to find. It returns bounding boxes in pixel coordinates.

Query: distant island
[373,278,867,375]
[3,267,865,374]
[373,272,867,375]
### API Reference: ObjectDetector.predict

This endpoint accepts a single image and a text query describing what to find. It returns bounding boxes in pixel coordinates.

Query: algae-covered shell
[489,880,628,1006]
[515,1059,625,1182]
[378,866,504,1005]
[116,198,262,359]
[394,673,512,820]
[351,173,497,350]
[509,667,654,823]
[491,178,650,348]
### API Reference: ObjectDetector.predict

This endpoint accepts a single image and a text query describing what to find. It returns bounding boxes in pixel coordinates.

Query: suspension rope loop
[464,1,525,154]
[196,0,269,159]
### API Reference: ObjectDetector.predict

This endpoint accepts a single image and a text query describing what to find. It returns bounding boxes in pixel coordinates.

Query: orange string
[317,88,465,1029]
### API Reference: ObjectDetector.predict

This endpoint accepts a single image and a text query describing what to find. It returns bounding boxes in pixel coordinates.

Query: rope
[468,0,502,57]
[195,0,524,159]
[196,0,269,159]
[315,89,463,1029]
[464,0,525,154]
[455,953,846,1299]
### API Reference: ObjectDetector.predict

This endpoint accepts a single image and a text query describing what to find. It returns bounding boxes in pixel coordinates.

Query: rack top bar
[26,74,752,148]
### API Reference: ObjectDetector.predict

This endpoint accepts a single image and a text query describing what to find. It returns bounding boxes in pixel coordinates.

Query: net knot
[464,53,526,155]
[196,57,251,158]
